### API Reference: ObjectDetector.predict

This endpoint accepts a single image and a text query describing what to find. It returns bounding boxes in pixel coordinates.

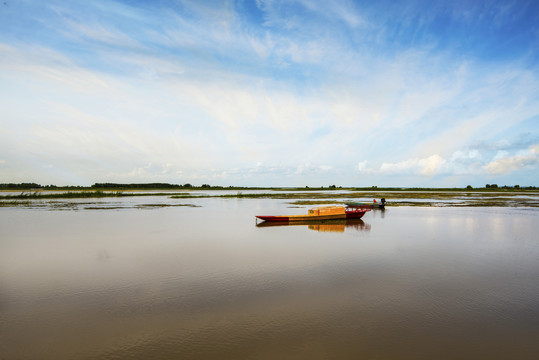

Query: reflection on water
[256,218,371,232]
[1,203,539,359]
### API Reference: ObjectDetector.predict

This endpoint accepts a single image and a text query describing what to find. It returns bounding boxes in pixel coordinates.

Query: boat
[346,198,386,209]
[255,204,371,223]
[256,218,371,232]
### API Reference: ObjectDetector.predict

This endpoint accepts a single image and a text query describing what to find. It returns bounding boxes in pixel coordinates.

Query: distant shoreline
[1,182,536,192]
[1,187,538,208]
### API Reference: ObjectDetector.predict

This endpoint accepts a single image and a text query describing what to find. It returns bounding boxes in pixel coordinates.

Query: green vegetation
[1,182,538,208]
[0,191,197,200]
[0,183,42,190]
[2,191,127,199]
[84,204,201,210]
[91,183,182,189]
[286,192,539,207]
[0,200,33,207]
[1,182,537,191]
[170,190,539,207]
[1,190,538,208]
[289,200,343,206]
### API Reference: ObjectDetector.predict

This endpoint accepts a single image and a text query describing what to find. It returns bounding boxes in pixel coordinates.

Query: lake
[1,196,539,359]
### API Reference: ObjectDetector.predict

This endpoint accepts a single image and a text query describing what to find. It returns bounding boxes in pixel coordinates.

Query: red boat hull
[256,211,367,222]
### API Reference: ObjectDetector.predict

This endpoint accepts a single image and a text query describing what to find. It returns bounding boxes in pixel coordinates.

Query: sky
[0,0,538,187]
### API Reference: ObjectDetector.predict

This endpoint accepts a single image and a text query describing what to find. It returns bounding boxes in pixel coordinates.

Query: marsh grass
[0,200,201,210]
[289,200,435,207]
[0,200,34,207]
[286,192,539,207]
[1,189,538,208]
[84,204,201,210]
[134,204,201,209]
[1,191,192,199]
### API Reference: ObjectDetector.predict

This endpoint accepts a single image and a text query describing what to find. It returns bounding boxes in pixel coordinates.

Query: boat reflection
[256,218,371,233]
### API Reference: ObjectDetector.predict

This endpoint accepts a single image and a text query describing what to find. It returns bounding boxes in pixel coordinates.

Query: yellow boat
[256,204,370,222]
[256,218,371,232]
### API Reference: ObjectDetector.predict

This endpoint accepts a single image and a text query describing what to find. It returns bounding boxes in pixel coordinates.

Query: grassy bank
[0,191,191,199]
[1,189,538,207]
[1,182,537,192]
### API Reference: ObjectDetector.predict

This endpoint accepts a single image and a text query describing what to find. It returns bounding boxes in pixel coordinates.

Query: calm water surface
[1,199,538,359]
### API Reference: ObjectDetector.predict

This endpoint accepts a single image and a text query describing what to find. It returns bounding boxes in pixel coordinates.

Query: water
[1,199,539,359]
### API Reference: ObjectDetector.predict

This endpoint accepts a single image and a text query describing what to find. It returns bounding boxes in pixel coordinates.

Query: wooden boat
[346,198,386,209]
[256,204,370,223]
[256,218,370,232]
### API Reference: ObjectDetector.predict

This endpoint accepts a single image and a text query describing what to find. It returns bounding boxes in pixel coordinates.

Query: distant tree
[466,185,473,190]
[329,185,336,189]
[201,184,211,188]
[183,183,192,188]
[0,183,41,189]
[515,185,520,188]
[91,183,180,189]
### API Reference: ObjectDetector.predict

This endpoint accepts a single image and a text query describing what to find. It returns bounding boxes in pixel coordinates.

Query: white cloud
[177,82,260,130]
[380,154,446,176]
[257,0,365,29]
[357,160,368,172]
[0,44,116,99]
[319,165,332,171]
[450,150,482,163]
[484,145,539,175]
[63,19,141,48]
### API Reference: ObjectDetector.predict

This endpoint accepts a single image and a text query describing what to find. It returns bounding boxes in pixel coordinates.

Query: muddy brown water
[1,198,538,359]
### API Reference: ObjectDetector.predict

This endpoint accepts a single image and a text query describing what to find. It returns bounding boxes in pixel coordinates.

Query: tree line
[1,183,537,191]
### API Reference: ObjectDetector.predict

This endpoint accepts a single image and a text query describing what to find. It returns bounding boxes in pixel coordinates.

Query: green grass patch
[84,204,202,210]
[0,200,34,207]
[0,191,193,199]
[1,189,538,208]
[288,200,345,206]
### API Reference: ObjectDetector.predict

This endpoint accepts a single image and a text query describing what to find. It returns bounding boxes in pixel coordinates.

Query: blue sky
[1,0,538,187]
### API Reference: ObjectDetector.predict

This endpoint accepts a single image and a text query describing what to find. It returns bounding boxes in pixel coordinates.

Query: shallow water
[1,200,539,359]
